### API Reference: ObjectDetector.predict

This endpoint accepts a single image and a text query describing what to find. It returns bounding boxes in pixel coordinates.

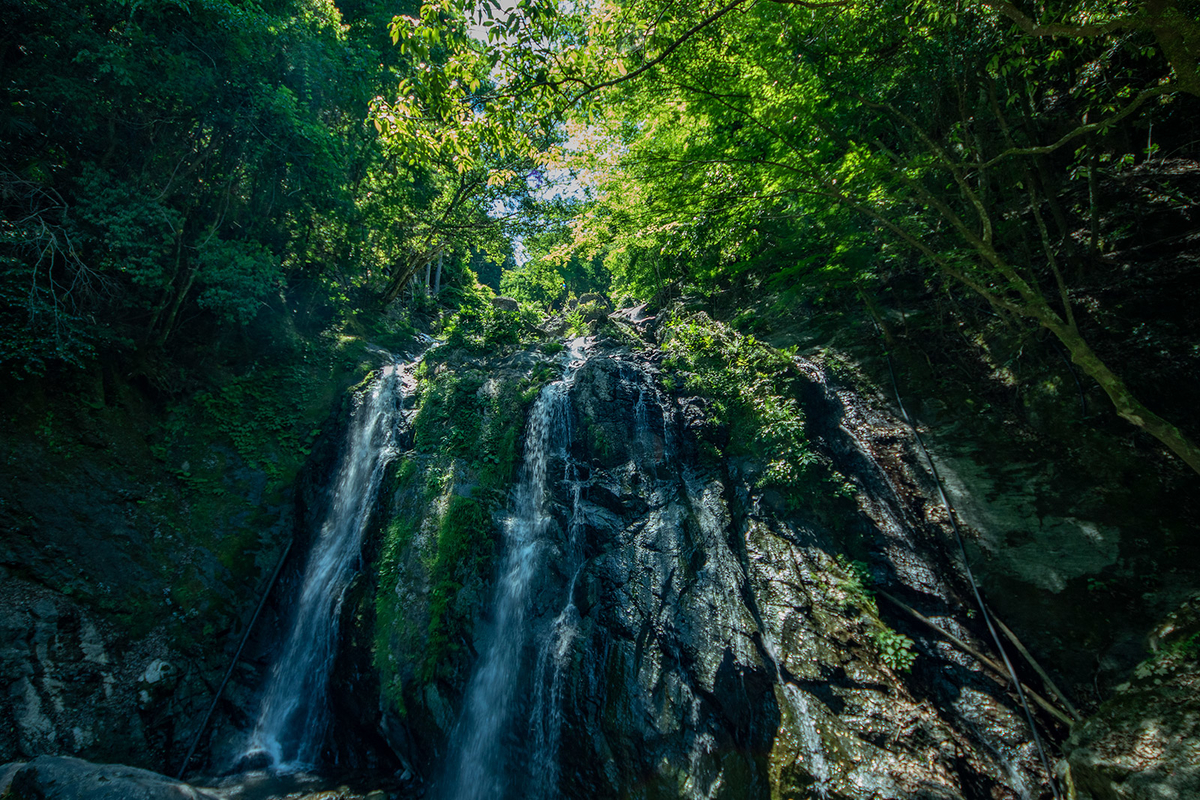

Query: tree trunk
[1045,318,1200,476]
[1145,0,1200,97]
[154,263,198,349]
[433,251,443,296]
[146,230,186,342]
[381,253,427,307]
[1088,132,1100,256]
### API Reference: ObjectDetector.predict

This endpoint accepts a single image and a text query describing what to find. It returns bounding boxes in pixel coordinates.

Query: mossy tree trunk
[1042,316,1200,476]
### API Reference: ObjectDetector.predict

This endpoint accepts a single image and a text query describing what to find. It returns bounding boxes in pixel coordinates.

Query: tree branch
[979,84,1177,169]
[976,0,1140,38]
[568,0,752,105]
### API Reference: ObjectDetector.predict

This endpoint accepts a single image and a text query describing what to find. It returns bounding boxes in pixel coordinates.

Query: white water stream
[243,354,416,770]
[437,338,589,800]
[759,631,831,798]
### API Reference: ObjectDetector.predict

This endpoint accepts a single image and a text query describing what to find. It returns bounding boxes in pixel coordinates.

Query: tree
[389,0,1200,476]
[976,0,1200,96]
[0,0,433,368]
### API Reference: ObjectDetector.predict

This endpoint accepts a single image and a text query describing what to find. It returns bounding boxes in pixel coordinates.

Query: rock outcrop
[361,327,1057,798]
[1063,595,1200,800]
[0,348,380,774]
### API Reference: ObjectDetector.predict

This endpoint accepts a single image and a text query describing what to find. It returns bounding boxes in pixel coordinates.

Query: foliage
[436,284,536,354]
[499,203,612,311]
[0,0,463,372]
[834,555,916,672]
[179,365,322,486]
[412,373,485,455]
[194,239,283,326]
[871,626,917,673]
[663,313,823,494]
[390,0,1200,474]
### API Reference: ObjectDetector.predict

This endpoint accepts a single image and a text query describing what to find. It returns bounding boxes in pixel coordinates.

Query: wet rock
[553,348,1045,797]
[0,577,188,769]
[1,761,25,793]
[230,750,270,772]
[3,755,220,800]
[1064,595,1200,800]
[138,659,178,709]
[365,336,1054,797]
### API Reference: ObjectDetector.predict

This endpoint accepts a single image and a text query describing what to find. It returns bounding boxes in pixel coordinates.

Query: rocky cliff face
[0,346,373,775]
[6,306,1197,800]
[354,320,1059,798]
[1063,595,1200,800]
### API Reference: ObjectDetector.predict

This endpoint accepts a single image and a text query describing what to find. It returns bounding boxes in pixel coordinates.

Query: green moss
[374,513,417,713]
[371,455,430,717]
[423,495,495,680]
[477,377,532,491]
[413,369,541,492]
[114,338,373,654]
[370,366,550,707]
[585,418,613,462]
[412,373,485,458]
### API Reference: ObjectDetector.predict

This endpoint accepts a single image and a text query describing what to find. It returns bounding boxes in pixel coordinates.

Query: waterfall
[527,449,584,800]
[243,357,409,770]
[437,338,589,800]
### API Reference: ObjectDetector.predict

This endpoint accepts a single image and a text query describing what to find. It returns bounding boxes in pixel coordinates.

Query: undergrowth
[834,555,916,672]
[434,283,540,355]
[663,312,847,502]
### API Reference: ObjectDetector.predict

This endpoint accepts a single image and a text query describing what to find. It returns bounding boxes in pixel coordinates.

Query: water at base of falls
[241,356,412,772]
[436,339,589,800]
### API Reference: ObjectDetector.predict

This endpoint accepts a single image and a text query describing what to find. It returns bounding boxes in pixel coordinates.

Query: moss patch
[663,312,849,507]
[370,360,555,715]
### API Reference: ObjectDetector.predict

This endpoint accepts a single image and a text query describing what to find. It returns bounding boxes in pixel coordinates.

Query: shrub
[663,313,820,494]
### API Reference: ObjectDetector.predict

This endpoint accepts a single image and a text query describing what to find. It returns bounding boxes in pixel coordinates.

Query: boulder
[489,296,519,313]
[2,756,221,800]
[1064,596,1200,800]
[1,762,25,793]
[576,292,610,309]
[580,307,608,326]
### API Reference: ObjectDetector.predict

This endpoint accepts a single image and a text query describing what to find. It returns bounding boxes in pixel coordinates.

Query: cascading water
[437,338,589,800]
[527,445,584,800]
[243,354,414,770]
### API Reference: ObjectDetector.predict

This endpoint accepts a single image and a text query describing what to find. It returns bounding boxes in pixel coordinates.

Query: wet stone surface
[364,337,1053,799]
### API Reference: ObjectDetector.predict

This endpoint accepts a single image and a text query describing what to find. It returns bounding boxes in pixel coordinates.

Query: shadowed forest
[2,0,1199,797]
